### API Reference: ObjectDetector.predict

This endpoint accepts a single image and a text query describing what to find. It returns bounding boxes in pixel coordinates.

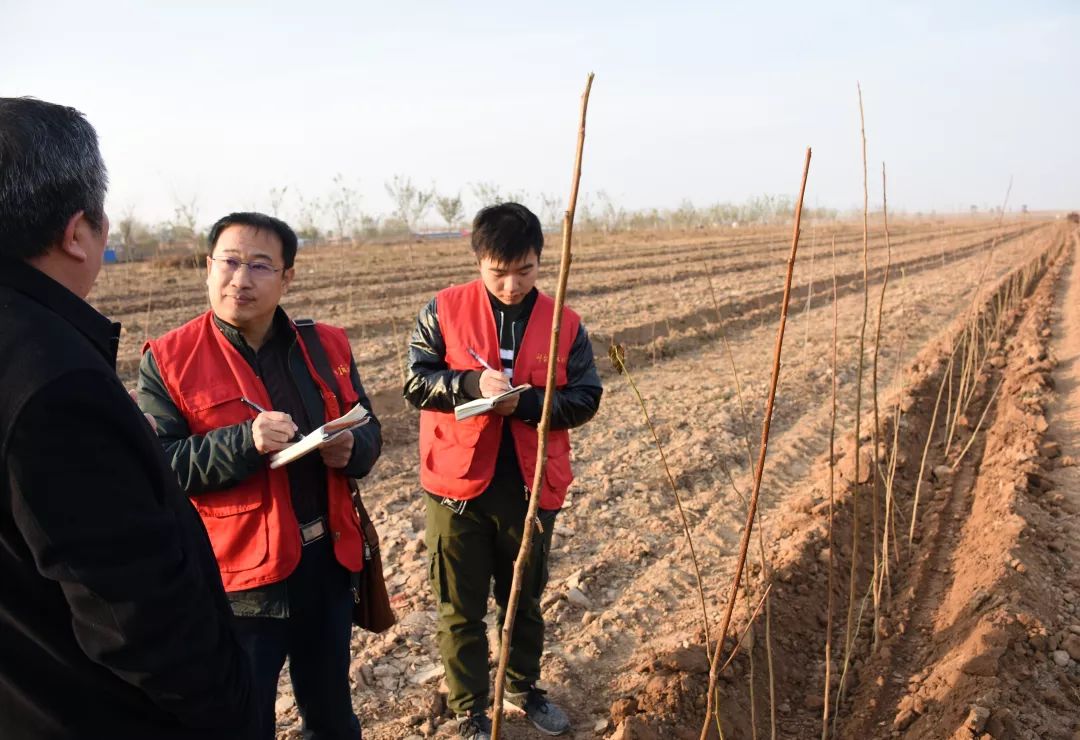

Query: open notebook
[453,385,531,421]
[269,403,371,469]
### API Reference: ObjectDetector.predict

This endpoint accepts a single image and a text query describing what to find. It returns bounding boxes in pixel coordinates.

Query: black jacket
[403,287,602,429]
[0,257,254,739]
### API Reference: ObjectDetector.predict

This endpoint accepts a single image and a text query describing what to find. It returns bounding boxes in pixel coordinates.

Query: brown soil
[605,227,1080,740]
[89,219,1080,739]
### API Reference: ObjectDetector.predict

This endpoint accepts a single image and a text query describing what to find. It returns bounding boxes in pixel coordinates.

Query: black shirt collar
[0,256,120,367]
[487,286,538,321]
[212,306,295,358]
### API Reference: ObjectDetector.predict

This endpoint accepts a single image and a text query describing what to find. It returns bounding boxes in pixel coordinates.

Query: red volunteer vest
[146,311,364,592]
[419,280,580,509]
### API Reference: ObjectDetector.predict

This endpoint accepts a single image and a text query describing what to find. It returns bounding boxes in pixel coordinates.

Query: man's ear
[281,267,295,294]
[58,211,90,263]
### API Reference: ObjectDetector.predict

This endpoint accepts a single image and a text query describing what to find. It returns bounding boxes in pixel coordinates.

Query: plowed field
[90,217,1080,739]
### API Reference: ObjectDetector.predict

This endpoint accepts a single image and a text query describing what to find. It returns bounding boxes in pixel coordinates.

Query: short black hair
[0,97,108,259]
[208,212,298,269]
[471,202,543,264]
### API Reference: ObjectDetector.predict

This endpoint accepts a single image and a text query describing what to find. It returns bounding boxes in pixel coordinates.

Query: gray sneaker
[505,687,571,736]
[456,711,492,740]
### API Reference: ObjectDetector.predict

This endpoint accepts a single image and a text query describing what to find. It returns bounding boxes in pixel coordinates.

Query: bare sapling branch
[834,565,879,734]
[909,345,957,544]
[951,374,1006,470]
[945,322,975,455]
[803,223,818,358]
[881,265,909,587]
[609,344,713,657]
[715,583,774,676]
[946,177,1014,441]
[821,235,839,740]
[699,146,812,740]
[838,83,871,712]
[705,263,755,471]
[491,72,594,739]
[870,162,894,637]
[704,260,776,738]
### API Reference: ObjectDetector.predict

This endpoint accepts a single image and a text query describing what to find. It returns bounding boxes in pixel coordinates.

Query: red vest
[420,280,580,509]
[145,311,364,592]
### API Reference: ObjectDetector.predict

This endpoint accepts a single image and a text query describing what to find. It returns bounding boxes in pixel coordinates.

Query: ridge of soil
[610,230,1080,739]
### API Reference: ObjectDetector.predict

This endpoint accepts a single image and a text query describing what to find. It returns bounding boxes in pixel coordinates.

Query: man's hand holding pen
[252,412,299,454]
[470,347,519,416]
[479,369,519,416]
[243,397,299,454]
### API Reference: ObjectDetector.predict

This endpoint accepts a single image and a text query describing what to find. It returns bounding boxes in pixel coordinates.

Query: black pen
[242,396,302,442]
[241,397,269,415]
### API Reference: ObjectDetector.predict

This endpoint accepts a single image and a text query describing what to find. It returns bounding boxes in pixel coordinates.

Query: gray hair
[0,97,109,259]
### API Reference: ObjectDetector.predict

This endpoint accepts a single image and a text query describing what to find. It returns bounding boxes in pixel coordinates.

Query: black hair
[0,97,108,259]
[208,212,299,269]
[470,202,543,264]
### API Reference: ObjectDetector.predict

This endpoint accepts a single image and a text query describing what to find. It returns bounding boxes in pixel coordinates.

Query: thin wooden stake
[821,235,839,740]
[838,82,871,713]
[870,161,893,642]
[491,72,593,740]
[803,223,818,357]
[705,260,776,739]
[699,146,811,740]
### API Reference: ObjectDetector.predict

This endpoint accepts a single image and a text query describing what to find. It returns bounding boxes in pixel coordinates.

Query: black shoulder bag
[295,319,396,633]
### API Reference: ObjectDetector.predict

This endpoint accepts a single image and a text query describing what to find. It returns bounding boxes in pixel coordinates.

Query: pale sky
[2,0,1077,228]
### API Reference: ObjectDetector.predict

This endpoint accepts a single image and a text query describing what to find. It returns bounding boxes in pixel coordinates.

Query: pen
[240,397,269,414]
[466,346,497,373]
[466,346,513,390]
[242,396,302,442]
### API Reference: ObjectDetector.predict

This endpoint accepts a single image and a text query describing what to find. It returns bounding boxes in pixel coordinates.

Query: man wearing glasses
[137,212,382,740]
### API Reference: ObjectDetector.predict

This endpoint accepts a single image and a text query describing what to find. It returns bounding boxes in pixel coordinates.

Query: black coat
[403,289,603,428]
[0,257,254,739]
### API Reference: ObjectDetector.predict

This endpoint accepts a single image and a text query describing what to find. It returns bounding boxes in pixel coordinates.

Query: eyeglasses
[210,256,284,278]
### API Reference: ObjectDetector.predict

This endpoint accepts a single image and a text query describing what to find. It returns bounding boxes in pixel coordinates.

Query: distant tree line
[109,174,981,261]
